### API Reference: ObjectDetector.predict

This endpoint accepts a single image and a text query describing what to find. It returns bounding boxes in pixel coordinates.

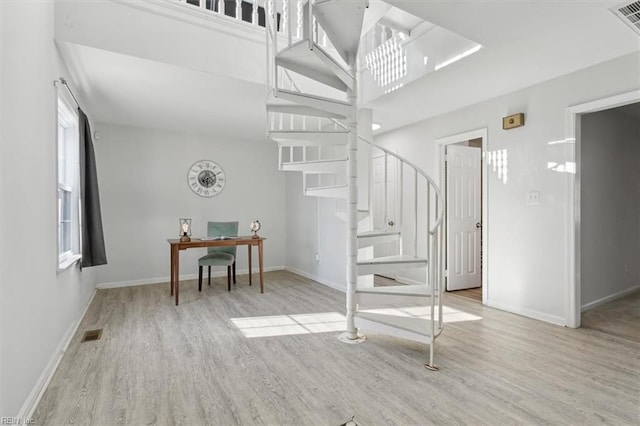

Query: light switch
[526,191,540,205]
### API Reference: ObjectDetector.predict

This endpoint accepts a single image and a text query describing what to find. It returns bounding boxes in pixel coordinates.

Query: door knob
[476,222,482,229]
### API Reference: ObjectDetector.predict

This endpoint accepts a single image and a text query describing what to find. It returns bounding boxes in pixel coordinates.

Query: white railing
[173,0,331,46]
[174,0,264,25]
[359,136,445,340]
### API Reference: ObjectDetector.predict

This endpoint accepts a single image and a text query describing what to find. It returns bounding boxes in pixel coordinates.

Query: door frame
[565,89,640,328]
[436,128,488,302]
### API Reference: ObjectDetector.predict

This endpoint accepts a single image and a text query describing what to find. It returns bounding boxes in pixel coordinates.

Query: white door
[372,154,399,277]
[446,145,481,290]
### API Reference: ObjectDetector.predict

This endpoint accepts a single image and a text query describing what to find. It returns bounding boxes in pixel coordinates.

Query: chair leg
[198,266,203,292]
[233,261,236,284]
[208,265,211,286]
[227,265,231,291]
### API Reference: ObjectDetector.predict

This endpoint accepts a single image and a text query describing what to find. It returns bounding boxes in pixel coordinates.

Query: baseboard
[18,288,98,419]
[284,266,346,292]
[581,285,640,312]
[485,298,566,326]
[96,266,285,289]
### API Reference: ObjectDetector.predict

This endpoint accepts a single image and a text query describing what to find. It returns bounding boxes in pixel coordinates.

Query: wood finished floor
[34,271,639,425]
[447,286,482,302]
[581,289,640,342]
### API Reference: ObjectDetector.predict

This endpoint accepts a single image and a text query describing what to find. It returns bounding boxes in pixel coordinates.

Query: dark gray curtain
[79,108,107,267]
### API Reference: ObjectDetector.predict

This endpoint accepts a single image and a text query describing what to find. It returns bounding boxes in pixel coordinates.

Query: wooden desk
[167,236,265,305]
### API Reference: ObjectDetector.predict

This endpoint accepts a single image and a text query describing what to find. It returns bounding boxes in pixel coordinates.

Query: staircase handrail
[358,135,444,235]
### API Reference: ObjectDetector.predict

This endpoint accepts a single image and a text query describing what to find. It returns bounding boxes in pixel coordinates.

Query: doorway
[371,153,400,279]
[566,90,640,327]
[436,129,488,303]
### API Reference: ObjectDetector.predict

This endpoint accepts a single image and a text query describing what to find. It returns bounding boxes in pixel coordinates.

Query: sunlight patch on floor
[231,312,346,338]
[231,305,481,338]
[362,305,482,323]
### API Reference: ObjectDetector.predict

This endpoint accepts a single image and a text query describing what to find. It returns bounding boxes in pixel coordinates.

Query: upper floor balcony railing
[173,0,335,49]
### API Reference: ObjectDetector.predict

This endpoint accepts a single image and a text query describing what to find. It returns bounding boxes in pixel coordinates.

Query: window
[57,97,80,269]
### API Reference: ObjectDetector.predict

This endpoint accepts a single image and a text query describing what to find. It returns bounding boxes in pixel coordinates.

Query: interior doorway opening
[576,101,640,331]
[566,90,640,327]
[436,129,488,304]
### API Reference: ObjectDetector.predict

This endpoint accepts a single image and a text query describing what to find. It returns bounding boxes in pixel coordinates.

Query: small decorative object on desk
[250,220,261,239]
[179,218,192,242]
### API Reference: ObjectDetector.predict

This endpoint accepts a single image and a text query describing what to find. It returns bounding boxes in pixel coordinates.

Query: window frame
[57,96,81,270]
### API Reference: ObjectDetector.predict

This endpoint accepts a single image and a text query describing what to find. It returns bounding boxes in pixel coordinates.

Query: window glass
[57,98,80,267]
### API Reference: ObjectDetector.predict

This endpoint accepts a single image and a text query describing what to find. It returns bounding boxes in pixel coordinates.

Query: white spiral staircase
[265,0,445,369]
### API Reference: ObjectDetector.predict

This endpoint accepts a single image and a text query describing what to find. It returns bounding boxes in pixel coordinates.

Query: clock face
[187,160,226,197]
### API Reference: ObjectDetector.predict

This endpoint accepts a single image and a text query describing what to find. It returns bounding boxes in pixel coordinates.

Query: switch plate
[526,191,540,205]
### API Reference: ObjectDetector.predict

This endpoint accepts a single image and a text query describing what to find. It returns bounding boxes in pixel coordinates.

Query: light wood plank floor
[581,290,640,342]
[34,271,639,425]
[447,286,482,302]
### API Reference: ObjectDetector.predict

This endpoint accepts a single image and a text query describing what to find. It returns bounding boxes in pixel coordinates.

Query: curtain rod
[55,77,81,109]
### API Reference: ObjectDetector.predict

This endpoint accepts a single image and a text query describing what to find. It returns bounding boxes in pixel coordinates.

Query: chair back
[207,221,239,256]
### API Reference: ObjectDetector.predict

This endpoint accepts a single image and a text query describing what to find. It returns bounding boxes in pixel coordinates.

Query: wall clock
[187,160,226,197]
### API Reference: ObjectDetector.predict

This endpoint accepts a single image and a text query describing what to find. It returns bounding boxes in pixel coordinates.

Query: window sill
[58,254,82,273]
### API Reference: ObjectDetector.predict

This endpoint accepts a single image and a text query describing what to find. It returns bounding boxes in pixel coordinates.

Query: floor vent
[611,1,640,36]
[81,329,103,342]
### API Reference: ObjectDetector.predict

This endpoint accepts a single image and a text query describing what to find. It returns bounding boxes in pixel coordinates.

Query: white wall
[284,173,348,289]
[580,107,640,307]
[1,0,97,417]
[373,52,640,325]
[93,124,286,286]
[55,0,267,85]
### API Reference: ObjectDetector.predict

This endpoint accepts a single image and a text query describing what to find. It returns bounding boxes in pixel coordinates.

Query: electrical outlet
[315,253,320,262]
[526,191,540,205]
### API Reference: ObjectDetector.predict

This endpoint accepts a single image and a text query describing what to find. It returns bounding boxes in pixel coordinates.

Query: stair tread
[354,312,433,337]
[277,89,350,107]
[357,255,428,266]
[270,130,349,134]
[277,41,352,92]
[357,230,401,238]
[275,89,350,118]
[266,101,345,119]
[307,184,347,190]
[283,158,347,165]
[313,0,367,63]
[356,284,430,297]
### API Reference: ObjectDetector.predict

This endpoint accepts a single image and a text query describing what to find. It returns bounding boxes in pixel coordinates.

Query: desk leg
[170,245,175,296]
[258,240,264,293]
[248,245,252,286]
[174,247,180,306]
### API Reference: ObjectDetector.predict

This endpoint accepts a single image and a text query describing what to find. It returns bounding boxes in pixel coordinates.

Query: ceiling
[58,41,268,140]
[58,0,640,139]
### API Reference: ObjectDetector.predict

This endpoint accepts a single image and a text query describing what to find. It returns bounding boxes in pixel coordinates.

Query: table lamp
[179,218,191,242]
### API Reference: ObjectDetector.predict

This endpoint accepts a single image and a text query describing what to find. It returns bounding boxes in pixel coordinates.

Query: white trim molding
[486,299,565,326]
[97,266,286,289]
[565,89,640,328]
[581,285,640,312]
[435,128,489,304]
[284,267,346,293]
